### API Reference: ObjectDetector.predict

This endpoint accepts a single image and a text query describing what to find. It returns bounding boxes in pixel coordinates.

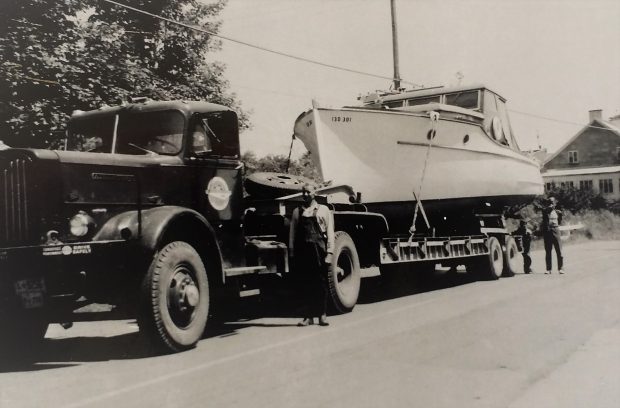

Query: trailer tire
[138,241,210,353]
[502,236,519,277]
[245,172,318,199]
[476,236,504,280]
[327,231,361,313]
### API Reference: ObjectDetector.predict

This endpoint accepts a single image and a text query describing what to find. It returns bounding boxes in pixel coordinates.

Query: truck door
[188,111,243,223]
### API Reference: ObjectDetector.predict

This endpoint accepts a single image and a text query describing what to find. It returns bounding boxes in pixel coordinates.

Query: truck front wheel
[138,241,210,353]
[327,231,361,314]
[0,309,48,360]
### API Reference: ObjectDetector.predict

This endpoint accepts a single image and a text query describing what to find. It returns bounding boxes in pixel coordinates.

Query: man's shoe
[545,270,551,274]
[559,269,564,274]
[318,315,329,326]
[297,318,313,327]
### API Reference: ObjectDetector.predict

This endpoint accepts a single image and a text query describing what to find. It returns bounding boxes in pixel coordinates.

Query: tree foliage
[0,0,247,148]
[241,151,321,183]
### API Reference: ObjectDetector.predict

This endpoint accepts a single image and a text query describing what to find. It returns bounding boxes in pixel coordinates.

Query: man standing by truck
[542,197,564,274]
[289,184,335,326]
[515,219,533,274]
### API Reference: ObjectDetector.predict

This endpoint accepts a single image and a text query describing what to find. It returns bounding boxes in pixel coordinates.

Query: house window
[545,182,556,191]
[579,180,593,190]
[599,179,613,194]
[568,150,579,164]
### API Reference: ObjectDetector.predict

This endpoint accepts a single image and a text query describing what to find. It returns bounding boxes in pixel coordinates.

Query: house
[541,110,620,200]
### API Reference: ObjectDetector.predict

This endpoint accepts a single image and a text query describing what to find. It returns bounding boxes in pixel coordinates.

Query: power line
[102,0,617,134]
[509,109,617,132]
[102,0,420,87]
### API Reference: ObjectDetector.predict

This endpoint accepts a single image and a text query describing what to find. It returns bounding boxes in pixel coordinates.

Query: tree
[241,150,321,183]
[0,0,247,148]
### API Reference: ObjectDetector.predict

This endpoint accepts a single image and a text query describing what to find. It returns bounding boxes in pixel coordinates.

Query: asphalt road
[1,240,619,408]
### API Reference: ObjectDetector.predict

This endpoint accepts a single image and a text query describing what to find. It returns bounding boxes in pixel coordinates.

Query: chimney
[589,109,603,122]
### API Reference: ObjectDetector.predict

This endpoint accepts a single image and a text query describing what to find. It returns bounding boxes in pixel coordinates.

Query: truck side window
[198,112,240,158]
[192,125,211,154]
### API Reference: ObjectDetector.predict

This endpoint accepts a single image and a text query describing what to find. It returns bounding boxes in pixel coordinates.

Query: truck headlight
[69,212,94,237]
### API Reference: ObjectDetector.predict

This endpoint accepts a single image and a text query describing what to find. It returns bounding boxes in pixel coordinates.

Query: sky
[210,0,620,159]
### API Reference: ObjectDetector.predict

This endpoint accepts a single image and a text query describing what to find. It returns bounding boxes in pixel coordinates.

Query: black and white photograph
[0,0,619,407]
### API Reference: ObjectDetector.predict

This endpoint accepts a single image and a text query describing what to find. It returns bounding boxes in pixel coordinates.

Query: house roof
[542,119,620,166]
[541,165,620,177]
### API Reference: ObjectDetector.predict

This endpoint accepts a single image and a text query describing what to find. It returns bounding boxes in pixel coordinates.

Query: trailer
[0,99,520,357]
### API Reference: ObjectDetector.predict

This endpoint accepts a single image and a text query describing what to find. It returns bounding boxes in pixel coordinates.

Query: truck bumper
[0,240,130,311]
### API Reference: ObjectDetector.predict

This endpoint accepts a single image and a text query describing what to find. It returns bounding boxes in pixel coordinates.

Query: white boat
[293,84,544,233]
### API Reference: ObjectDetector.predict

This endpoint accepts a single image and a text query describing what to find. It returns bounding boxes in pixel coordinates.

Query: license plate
[14,278,46,309]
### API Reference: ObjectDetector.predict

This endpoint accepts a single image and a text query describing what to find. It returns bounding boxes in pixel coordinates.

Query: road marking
[64,296,440,408]
[65,249,619,408]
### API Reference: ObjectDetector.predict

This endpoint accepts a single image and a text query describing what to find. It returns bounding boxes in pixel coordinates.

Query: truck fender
[333,211,390,267]
[94,206,223,274]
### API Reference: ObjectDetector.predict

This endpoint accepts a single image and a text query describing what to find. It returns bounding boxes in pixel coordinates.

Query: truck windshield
[67,115,115,152]
[67,110,185,155]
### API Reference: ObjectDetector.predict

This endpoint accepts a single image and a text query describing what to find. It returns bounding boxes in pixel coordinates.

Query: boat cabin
[360,84,519,149]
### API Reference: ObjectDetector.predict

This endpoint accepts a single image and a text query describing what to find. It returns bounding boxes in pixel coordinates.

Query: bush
[543,186,617,213]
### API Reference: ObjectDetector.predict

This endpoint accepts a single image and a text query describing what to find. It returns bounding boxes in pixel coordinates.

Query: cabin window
[384,101,404,108]
[599,179,613,194]
[545,182,555,191]
[405,96,440,107]
[579,180,593,190]
[444,90,480,110]
[568,150,579,164]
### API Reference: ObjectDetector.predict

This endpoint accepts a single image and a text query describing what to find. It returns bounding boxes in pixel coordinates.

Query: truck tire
[502,236,519,277]
[138,241,210,353]
[327,231,361,313]
[475,236,504,280]
[0,308,48,361]
[245,172,317,199]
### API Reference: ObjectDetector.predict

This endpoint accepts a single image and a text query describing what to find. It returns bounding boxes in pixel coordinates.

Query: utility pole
[390,0,401,90]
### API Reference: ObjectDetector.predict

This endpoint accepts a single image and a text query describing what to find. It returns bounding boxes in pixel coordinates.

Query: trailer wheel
[502,236,519,277]
[476,236,504,280]
[138,241,210,353]
[327,231,361,313]
[245,172,318,199]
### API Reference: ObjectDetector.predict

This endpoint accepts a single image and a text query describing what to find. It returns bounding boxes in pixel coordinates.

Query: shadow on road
[358,268,479,304]
[0,268,508,372]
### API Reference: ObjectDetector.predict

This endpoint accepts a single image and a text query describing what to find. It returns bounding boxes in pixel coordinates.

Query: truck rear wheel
[502,236,519,277]
[327,231,361,313]
[138,241,210,353]
[475,236,504,280]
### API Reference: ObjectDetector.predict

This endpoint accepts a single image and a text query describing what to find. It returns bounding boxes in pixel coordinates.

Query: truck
[0,99,520,354]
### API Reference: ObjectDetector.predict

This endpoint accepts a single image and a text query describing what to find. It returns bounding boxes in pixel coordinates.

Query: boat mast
[390,0,401,90]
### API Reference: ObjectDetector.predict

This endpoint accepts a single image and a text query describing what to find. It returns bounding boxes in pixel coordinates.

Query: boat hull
[294,106,543,230]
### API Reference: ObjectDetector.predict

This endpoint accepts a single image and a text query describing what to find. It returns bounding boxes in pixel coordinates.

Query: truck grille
[0,156,31,246]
